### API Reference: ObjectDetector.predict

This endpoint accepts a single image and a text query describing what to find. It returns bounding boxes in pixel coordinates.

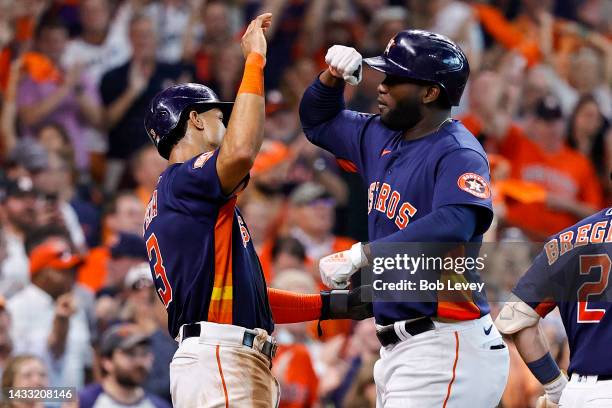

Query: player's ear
[188,110,205,131]
[422,85,441,104]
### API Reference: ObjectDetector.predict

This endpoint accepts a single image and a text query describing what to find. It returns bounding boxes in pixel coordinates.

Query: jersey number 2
[146,233,173,308]
[577,254,611,323]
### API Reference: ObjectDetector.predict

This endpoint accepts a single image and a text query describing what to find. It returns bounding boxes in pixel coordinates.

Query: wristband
[238,52,265,96]
[527,352,562,385]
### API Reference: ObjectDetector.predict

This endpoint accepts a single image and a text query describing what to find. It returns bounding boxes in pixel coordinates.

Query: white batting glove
[325,45,362,86]
[319,243,368,289]
[537,374,567,408]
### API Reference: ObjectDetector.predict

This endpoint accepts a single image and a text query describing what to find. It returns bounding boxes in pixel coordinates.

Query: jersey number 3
[577,254,611,323]
[146,233,173,308]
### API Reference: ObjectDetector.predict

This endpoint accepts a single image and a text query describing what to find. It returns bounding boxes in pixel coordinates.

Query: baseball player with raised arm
[142,14,372,408]
[299,30,510,407]
[495,206,612,407]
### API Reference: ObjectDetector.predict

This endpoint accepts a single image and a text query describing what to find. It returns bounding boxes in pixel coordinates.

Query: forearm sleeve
[267,288,322,323]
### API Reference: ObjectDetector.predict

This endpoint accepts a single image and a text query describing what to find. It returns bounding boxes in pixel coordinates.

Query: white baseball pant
[559,374,612,407]
[374,314,509,407]
[170,321,280,408]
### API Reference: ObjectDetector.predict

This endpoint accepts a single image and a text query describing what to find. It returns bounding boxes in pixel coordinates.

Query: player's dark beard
[381,94,424,131]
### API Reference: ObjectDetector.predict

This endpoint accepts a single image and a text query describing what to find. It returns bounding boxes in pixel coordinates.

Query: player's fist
[319,243,368,289]
[241,13,272,60]
[535,396,559,408]
[325,45,362,85]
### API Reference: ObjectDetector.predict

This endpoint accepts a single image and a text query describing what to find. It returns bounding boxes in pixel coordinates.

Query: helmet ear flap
[157,136,175,160]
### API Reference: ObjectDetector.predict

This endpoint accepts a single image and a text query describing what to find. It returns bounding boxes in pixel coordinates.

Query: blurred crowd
[0,0,610,407]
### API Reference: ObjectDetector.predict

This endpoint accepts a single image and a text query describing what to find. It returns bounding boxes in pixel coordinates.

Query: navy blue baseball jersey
[513,208,612,375]
[143,149,273,338]
[301,78,493,325]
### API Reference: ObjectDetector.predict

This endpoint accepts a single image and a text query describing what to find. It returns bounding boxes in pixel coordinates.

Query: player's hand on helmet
[319,243,368,289]
[325,45,363,85]
[241,13,272,59]
[320,285,373,320]
[535,395,559,408]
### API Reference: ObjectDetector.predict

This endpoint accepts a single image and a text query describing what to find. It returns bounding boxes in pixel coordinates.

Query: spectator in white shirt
[62,0,131,87]
[0,177,38,297]
[142,0,195,64]
[0,296,13,378]
[62,0,131,161]
[7,227,92,388]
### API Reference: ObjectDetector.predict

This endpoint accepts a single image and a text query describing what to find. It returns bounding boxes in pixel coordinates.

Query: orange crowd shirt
[77,246,110,292]
[499,126,603,237]
[273,344,319,408]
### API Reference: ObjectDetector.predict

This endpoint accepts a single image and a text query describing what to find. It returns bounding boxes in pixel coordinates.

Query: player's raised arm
[298,45,378,174]
[216,13,272,195]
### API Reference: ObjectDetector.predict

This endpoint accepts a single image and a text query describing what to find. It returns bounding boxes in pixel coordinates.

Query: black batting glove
[320,285,373,320]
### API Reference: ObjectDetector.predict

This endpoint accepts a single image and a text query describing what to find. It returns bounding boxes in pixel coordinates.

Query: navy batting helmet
[363,30,469,106]
[144,83,234,159]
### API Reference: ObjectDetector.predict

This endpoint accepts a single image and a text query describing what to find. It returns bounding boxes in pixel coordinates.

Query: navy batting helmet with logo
[144,83,234,159]
[363,30,469,106]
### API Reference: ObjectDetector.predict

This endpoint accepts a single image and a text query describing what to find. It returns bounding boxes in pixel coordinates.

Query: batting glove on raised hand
[319,242,368,289]
[325,45,362,85]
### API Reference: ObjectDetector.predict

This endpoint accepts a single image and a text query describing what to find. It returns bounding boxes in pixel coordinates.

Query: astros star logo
[457,173,491,199]
[466,179,483,192]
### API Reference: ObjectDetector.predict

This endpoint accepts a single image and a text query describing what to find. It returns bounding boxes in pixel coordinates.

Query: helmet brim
[364,55,455,105]
[363,56,413,78]
[192,101,234,126]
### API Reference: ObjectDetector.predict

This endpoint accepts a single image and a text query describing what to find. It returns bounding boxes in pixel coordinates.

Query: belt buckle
[269,338,278,359]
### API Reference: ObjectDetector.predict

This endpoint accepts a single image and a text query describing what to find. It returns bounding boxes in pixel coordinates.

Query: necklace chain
[436,117,453,132]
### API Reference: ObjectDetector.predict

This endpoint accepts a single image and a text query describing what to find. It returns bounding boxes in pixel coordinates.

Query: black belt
[181,323,277,360]
[376,318,436,347]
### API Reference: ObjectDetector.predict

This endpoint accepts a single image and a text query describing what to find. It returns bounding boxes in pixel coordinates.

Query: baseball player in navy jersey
[300,30,510,407]
[142,14,372,408]
[495,206,612,407]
